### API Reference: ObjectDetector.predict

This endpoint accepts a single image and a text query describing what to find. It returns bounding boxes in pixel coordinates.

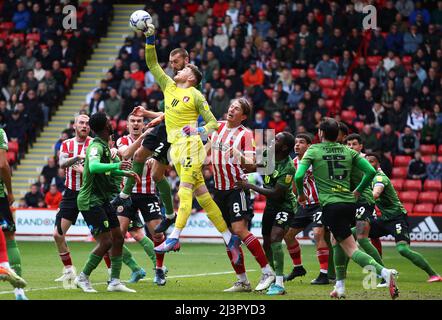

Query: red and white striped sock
[370,238,383,257]
[103,253,111,269]
[287,240,302,266]
[243,233,268,269]
[0,229,9,265]
[154,234,165,269]
[59,251,73,268]
[225,246,245,275]
[316,246,329,273]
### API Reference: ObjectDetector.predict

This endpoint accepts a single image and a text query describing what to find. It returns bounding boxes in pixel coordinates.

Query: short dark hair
[187,64,202,85]
[89,112,108,134]
[344,133,362,144]
[319,118,339,141]
[338,121,349,135]
[170,48,189,59]
[365,152,381,163]
[296,133,312,144]
[281,132,295,153]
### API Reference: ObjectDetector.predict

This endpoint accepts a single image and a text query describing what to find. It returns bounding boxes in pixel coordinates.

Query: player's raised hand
[119,160,132,171]
[110,148,119,159]
[144,23,155,37]
[131,106,145,117]
[125,171,141,185]
[297,194,307,208]
[146,115,163,128]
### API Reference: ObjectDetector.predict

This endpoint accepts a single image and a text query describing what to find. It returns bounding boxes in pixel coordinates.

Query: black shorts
[117,194,162,231]
[290,204,324,229]
[355,202,376,222]
[369,214,410,244]
[214,189,254,227]
[262,207,294,237]
[142,122,170,164]
[81,202,120,237]
[55,188,80,227]
[0,196,15,232]
[321,203,356,242]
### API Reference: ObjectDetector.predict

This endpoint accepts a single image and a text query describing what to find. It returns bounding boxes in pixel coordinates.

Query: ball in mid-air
[129,10,152,32]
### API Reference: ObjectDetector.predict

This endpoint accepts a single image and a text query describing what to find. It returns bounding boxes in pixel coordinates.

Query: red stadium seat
[439,193,442,203]
[291,68,301,78]
[307,68,317,79]
[423,180,442,192]
[398,191,418,203]
[402,56,412,66]
[390,179,404,191]
[254,201,266,211]
[318,78,335,89]
[420,144,436,155]
[367,56,382,68]
[353,121,364,131]
[264,89,273,99]
[413,203,434,214]
[0,22,14,31]
[402,202,414,213]
[61,68,72,87]
[325,99,335,109]
[26,33,40,42]
[393,155,411,167]
[7,141,19,154]
[418,192,439,204]
[421,155,432,164]
[323,88,339,99]
[438,145,442,155]
[341,110,357,123]
[9,33,25,43]
[6,151,16,165]
[434,204,442,214]
[110,119,117,130]
[117,120,127,133]
[335,79,346,88]
[403,180,422,191]
[392,167,407,179]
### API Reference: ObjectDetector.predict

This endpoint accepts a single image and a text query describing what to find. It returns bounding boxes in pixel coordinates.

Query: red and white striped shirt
[293,156,319,205]
[60,137,92,191]
[117,135,156,194]
[211,121,255,191]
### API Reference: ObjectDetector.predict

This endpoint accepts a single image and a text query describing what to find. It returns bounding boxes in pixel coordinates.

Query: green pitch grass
[1,241,441,300]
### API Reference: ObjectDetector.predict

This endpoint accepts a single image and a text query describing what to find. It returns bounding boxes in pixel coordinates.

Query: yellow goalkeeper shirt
[145,44,219,144]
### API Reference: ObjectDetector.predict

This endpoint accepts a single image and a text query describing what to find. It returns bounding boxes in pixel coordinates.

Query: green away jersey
[263,155,297,212]
[350,153,375,205]
[0,129,8,197]
[372,169,407,220]
[77,137,115,211]
[300,142,366,206]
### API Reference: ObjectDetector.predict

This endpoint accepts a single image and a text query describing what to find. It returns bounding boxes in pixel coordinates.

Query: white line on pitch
[0,269,257,295]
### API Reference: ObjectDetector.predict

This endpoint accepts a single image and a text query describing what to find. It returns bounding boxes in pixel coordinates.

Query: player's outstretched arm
[144,25,173,91]
[354,157,377,193]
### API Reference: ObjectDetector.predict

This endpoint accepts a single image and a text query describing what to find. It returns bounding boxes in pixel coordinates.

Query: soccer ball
[129,10,152,32]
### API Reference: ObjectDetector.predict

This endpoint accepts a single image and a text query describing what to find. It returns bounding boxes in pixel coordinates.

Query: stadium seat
[438,145,442,155]
[7,141,19,154]
[264,89,273,99]
[318,78,335,89]
[0,22,14,32]
[6,151,16,165]
[341,110,357,123]
[335,79,346,88]
[402,56,412,66]
[413,203,434,213]
[402,202,414,213]
[367,56,382,68]
[418,192,439,204]
[117,120,127,134]
[420,144,436,155]
[323,88,338,99]
[390,179,404,191]
[393,155,411,167]
[433,204,442,214]
[291,68,301,78]
[403,180,422,191]
[61,68,72,87]
[423,180,442,192]
[398,191,418,203]
[353,121,364,131]
[325,99,335,109]
[26,33,40,42]
[439,193,442,203]
[110,119,117,130]
[421,155,432,164]
[307,68,317,79]
[254,201,266,211]
[392,167,407,179]
[9,33,25,42]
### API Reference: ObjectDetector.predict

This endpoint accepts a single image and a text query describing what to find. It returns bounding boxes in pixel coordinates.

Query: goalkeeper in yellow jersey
[114,23,242,263]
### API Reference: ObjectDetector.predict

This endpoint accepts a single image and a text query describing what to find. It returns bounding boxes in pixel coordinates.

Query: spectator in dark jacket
[407,151,427,181]
[24,184,44,208]
[398,126,419,155]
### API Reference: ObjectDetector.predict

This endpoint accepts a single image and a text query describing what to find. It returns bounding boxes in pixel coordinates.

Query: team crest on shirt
[376,176,383,182]
[272,170,279,178]
[89,147,98,156]
[183,96,190,103]
[203,101,209,111]
[285,175,293,183]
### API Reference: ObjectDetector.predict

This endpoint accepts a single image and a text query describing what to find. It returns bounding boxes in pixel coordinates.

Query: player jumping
[206,98,275,292]
[0,128,28,300]
[74,112,140,293]
[295,118,399,299]
[366,153,442,283]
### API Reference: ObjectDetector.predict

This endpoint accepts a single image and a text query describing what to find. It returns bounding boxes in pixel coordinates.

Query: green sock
[6,239,22,277]
[271,242,284,276]
[110,255,123,280]
[82,253,102,276]
[358,238,384,266]
[122,245,141,272]
[264,246,274,269]
[156,177,174,217]
[396,243,437,276]
[351,249,384,275]
[333,244,348,281]
[325,234,335,278]
[138,236,156,267]
[122,161,144,195]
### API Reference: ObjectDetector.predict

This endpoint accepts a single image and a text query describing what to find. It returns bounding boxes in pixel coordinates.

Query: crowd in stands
[4,0,442,211]
[0,0,112,207]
